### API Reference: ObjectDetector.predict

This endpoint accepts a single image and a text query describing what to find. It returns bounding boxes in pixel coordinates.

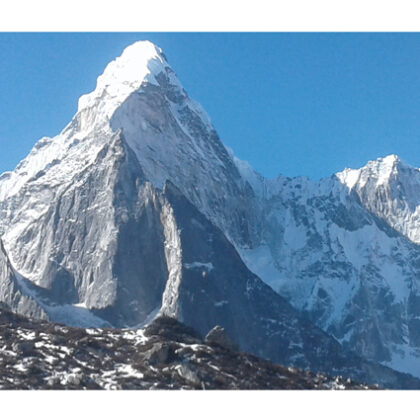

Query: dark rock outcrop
[205,326,238,352]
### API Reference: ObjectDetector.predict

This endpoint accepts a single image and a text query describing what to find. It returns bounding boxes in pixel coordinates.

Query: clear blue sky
[1,33,420,180]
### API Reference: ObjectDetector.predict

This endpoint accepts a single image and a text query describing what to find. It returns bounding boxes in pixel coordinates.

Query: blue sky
[1,33,420,179]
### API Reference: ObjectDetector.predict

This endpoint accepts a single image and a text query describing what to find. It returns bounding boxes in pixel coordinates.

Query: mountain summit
[2,41,420,387]
[78,41,170,122]
[337,154,420,243]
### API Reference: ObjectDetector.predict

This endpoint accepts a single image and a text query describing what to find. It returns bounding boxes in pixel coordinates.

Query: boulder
[12,341,35,354]
[143,342,175,365]
[205,326,238,352]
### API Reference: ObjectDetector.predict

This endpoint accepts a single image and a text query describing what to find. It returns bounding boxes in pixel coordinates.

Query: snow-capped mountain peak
[77,41,168,119]
[334,154,420,243]
[336,154,405,191]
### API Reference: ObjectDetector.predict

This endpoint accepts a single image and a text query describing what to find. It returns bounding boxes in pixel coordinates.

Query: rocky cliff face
[2,40,420,385]
[0,240,47,321]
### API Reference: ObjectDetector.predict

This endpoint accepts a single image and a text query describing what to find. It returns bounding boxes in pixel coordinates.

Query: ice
[115,363,144,379]
[184,262,214,271]
[44,304,109,328]
[17,330,36,341]
[237,244,284,292]
[133,306,160,329]
[13,269,110,328]
[383,343,420,378]
[44,355,58,365]
[214,300,228,307]
[13,362,28,372]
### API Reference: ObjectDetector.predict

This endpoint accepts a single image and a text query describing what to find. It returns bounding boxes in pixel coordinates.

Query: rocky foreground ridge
[0,308,375,390]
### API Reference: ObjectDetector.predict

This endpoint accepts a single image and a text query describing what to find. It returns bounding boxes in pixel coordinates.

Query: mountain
[1,40,420,387]
[236,155,420,379]
[0,41,258,328]
[337,154,420,244]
